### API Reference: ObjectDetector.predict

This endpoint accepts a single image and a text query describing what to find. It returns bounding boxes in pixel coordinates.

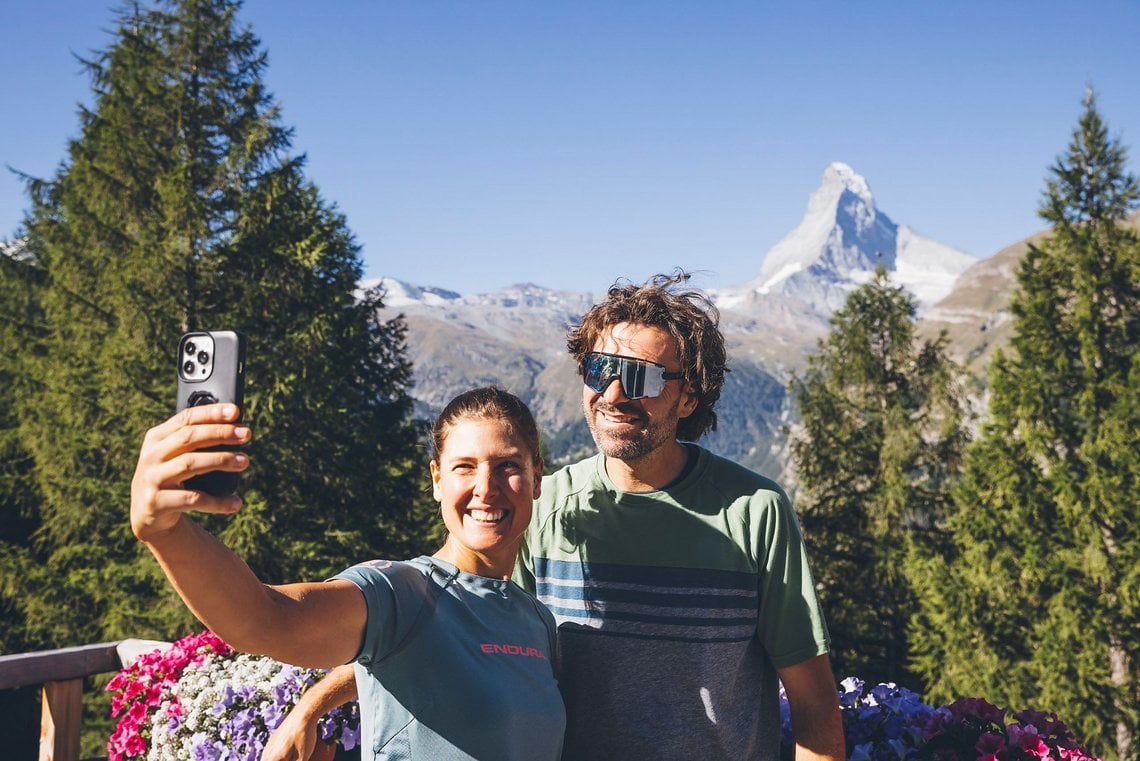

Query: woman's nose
[472,465,498,497]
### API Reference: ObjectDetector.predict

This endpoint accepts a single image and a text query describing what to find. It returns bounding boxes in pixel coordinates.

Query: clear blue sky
[3,1,1139,295]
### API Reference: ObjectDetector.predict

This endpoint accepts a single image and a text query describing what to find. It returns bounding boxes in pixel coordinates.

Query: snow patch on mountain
[894,225,976,307]
[357,277,460,307]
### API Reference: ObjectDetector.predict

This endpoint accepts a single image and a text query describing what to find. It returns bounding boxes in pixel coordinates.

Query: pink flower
[106,629,234,759]
[1008,723,1052,758]
[1059,746,1095,761]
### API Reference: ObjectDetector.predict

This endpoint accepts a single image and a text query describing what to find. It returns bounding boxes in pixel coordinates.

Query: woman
[131,387,565,760]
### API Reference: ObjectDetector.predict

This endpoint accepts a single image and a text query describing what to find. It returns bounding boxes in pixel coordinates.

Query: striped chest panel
[533,557,759,644]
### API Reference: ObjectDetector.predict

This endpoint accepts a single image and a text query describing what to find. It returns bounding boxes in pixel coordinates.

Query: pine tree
[790,267,968,687]
[0,240,45,757]
[2,0,434,658]
[909,90,1139,761]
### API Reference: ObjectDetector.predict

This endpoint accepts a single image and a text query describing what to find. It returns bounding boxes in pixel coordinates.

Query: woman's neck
[432,540,517,580]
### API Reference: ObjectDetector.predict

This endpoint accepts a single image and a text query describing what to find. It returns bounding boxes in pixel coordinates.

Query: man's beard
[584,396,680,462]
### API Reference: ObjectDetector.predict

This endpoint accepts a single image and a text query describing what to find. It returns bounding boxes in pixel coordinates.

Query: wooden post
[39,679,82,761]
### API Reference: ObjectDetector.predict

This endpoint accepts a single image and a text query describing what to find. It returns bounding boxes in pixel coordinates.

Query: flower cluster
[920,697,1099,761]
[108,630,232,758]
[839,677,938,761]
[779,679,1101,761]
[107,630,359,761]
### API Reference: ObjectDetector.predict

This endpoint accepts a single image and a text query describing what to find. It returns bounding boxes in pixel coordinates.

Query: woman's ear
[532,459,544,500]
[429,460,442,501]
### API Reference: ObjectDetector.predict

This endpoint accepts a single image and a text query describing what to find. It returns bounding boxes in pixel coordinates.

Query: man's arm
[778,653,845,761]
[262,664,359,761]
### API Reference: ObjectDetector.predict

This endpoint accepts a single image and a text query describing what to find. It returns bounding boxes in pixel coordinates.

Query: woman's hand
[130,403,251,543]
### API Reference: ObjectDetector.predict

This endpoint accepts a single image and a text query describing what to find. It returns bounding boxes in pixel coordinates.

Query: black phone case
[176,330,246,496]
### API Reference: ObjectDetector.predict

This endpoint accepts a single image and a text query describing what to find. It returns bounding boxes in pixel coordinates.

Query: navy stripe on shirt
[533,557,758,644]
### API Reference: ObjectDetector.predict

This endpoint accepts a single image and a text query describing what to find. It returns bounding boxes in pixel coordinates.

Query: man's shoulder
[692,446,788,501]
[540,453,601,494]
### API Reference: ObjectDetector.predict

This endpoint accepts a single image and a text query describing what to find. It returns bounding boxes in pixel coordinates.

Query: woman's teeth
[469,508,504,523]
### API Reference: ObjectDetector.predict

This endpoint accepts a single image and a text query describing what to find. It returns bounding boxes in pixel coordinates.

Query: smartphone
[176,330,247,496]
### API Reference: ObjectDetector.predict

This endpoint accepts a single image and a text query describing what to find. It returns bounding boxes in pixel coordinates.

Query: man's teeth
[469,509,504,523]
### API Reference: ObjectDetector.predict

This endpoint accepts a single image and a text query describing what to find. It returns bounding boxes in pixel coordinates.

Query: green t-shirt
[336,556,565,760]
[515,447,830,761]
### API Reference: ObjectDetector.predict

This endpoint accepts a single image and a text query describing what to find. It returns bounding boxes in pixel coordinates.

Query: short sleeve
[332,560,430,666]
[753,491,831,668]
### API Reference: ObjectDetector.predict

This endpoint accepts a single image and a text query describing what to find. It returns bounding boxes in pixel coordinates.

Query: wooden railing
[0,639,169,761]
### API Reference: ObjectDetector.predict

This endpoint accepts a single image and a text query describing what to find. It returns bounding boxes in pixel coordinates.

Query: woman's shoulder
[333,556,435,590]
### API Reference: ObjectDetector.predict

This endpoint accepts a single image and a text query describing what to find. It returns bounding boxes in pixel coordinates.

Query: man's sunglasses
[582,352,684,400]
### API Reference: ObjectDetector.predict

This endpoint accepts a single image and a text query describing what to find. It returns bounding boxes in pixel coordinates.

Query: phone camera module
[197,351,210,366]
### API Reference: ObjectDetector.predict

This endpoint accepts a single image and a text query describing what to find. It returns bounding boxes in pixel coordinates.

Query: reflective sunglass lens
[621,362,649,399]
[584,352,664,399]
[583,354,614,393]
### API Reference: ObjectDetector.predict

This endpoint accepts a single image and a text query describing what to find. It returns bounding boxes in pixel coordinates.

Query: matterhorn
[718,162,976,316]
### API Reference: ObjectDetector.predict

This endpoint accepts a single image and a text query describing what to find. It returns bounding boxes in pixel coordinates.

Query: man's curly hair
[567,271,727,441]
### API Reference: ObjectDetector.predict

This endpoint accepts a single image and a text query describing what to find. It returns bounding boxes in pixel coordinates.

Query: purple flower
[340,722,361,751]
[262,700,285,730]
[191,734,226,761]
[947,696,1005,725]
[975,730,1007,756]
[840,677,866,708]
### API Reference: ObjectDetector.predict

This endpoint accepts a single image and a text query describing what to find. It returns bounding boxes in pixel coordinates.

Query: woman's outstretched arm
[131,402,365,668]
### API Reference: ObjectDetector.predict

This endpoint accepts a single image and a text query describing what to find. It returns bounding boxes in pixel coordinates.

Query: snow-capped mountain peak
[732,162,973,312]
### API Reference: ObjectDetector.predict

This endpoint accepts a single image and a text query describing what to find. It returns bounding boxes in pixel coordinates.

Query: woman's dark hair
[430,387,542,464]
[566,270,727,441]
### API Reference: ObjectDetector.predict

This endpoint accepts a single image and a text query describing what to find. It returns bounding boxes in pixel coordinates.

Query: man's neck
[603,440,690,493]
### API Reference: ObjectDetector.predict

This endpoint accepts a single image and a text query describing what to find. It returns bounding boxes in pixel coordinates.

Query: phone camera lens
[197,351,210,365]
[184,341,197,355]
[183,360,196,375]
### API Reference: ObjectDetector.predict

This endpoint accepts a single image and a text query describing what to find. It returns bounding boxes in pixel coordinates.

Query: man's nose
[601,376,630,404]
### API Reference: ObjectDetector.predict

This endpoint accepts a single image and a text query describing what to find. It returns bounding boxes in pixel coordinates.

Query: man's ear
[678,386,699,419]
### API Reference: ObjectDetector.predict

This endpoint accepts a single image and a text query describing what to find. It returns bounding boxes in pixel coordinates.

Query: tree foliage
[790,267,969,688]
[0,0,436,661]
[909,91,1139,761]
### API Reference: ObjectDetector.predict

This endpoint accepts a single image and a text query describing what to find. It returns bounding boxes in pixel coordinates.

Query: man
[265,272,843,761]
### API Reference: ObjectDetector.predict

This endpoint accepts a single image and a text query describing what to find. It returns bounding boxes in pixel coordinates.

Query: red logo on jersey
[480,643,547,659]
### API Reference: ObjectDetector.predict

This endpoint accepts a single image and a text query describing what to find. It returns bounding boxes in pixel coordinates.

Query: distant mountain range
[10,164,1127,482]
[371,163,1001,479]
